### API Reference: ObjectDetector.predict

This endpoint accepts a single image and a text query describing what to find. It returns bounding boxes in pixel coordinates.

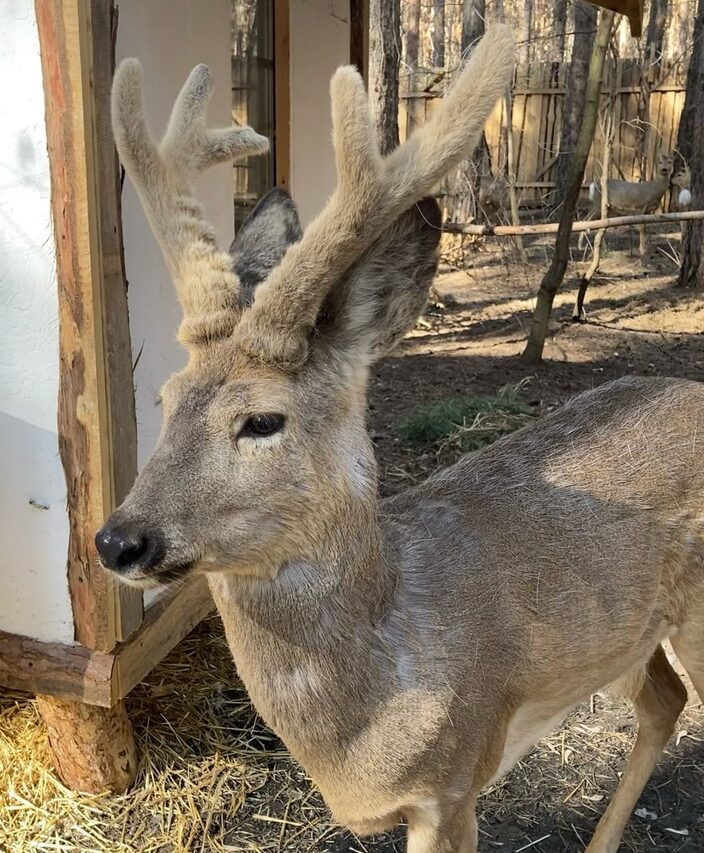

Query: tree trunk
[518,0,533,68]
[461,0,485,55]
[646,0,669,63]
[677,0,704,167]
[679,0,704,286]
[458,0,487,223]
[523,10,616,362]
[369,0,401,155]
[553,0,598,212]
[405,0,421,69]
[554,0,568,62]
[573,99,615,319]
[431,0,445,68]
[634,0,669,179]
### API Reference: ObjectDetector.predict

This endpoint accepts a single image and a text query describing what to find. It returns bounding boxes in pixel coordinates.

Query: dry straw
[1,607,702,850]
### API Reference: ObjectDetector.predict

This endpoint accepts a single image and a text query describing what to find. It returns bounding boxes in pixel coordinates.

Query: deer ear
[315,197,441,360]
[230,188,302,307]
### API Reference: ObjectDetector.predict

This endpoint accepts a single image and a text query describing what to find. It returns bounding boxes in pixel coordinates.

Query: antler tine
[111,59,269,347]
[236,25,515,369]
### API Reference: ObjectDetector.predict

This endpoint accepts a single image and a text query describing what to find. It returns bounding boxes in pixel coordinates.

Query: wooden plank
[89,0,143,641]
[0,576,214,707]
[0,630,114,706]
[111,576,214,704]
[35,0,119,651]
[274,0,291,189]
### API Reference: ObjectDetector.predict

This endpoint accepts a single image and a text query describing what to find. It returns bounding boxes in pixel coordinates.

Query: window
[232,0,276,231]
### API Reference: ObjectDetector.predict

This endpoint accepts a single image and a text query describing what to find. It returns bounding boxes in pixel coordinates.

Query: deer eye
[239,413,285,439]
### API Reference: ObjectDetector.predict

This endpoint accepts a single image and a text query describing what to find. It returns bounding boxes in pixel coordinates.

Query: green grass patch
[398,384,536,454]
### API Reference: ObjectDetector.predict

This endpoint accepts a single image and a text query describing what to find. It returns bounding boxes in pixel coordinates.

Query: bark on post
[36,695,137,793]
[369,0,401,155]
[553,1,598,213]
[523,9,616,362]
[678,0,704,286]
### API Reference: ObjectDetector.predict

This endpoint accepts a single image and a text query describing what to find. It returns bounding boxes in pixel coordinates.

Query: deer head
[654,152,674,181]
[96,28,515,587]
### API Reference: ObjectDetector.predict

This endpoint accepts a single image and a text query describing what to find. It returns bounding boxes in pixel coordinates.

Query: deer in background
[97,26,704,853]
[478,173,510,222]
[672,163,692,209]
[580,152,674,255]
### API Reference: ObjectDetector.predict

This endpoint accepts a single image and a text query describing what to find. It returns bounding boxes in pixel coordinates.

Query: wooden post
[34,0,140,791]
[36,695,137,793]
[34,0,142,652]
[274,0,291,190]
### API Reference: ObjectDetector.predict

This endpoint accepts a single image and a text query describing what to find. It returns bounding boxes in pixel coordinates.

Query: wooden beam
[112,576,214,704]
[90,0,143,641]
[35,0,141,650]
[0,577,213,707]
[0,631,113,706]
[443,209,704,237]
[274,0,291,190]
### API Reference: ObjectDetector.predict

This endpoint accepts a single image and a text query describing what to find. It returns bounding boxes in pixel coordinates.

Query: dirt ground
[2,226,704,852]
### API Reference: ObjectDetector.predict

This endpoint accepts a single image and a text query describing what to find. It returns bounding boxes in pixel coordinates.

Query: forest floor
[2,225,704,852]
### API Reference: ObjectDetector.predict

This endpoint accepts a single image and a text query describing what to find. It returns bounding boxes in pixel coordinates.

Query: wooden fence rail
[442,210,704,237]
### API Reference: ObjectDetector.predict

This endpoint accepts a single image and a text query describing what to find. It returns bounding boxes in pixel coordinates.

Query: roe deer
[672,163,692,209]
[478,173,509,222]
[97,27,704,852]
[579,153,674,255]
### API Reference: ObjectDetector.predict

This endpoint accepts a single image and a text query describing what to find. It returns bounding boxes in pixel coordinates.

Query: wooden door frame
[34,0,142,652]
[274,0,291,189]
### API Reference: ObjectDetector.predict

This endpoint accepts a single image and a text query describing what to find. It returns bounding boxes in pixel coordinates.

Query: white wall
[117,1,235,606]
[289,0,350,225]
[0,0,73,644]
[117,0,234,471]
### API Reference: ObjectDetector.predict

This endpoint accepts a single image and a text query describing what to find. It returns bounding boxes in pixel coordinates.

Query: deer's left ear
[230,188,302,307]
[314,197,441,361]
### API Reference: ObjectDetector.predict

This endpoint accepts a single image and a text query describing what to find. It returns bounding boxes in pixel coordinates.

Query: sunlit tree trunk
[634,0,669,179]
[523,10,616,362]
[405,0,421,69]
[431,0,445,68]
[553,0,597,212]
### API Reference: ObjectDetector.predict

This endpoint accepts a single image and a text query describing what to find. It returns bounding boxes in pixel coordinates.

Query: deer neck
[206,468,395,743]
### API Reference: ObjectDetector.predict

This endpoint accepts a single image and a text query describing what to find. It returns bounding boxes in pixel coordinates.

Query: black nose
[95,522,163,573]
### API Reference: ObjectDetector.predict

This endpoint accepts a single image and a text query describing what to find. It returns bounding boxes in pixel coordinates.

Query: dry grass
[2,617,703,852]
[0,616,387,853]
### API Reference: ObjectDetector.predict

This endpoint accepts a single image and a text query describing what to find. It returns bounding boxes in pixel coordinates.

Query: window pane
[232,0,275,232]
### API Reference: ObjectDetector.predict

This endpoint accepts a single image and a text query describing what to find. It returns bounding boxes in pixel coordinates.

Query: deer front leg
[407,798,478,853]
[638,222,648,256]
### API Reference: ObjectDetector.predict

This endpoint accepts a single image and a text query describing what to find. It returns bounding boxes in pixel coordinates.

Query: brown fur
[102,27,704,852]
